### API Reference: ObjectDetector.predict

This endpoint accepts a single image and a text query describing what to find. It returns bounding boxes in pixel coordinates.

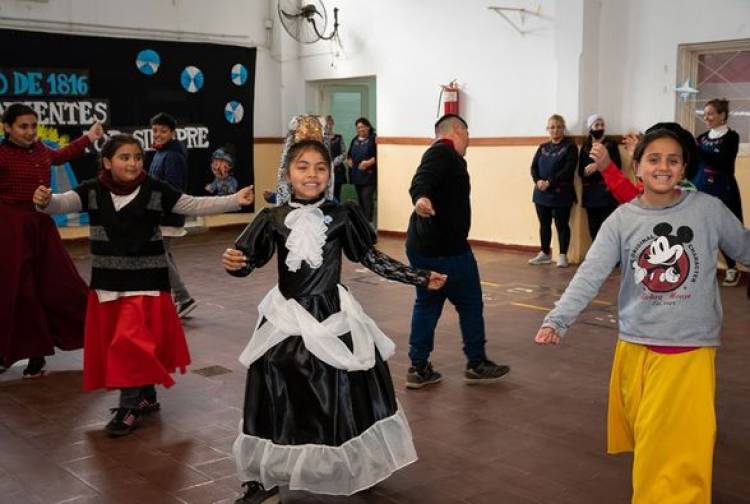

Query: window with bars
[677,39,750,150]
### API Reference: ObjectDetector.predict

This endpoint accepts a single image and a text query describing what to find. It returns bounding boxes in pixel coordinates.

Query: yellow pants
[607,340,716,504]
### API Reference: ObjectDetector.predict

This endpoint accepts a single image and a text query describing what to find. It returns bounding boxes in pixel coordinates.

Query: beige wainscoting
[59,139,285,241]
[377,138,750,265]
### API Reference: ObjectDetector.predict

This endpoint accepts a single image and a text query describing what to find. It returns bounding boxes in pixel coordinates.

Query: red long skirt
[0,203,87,367]
[83,292,190,391]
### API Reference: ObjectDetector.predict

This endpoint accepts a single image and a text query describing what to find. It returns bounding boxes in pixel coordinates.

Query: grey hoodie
[543,191,750,347]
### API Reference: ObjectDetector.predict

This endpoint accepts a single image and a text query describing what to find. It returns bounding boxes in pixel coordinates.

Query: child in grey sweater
[535,129,750,504]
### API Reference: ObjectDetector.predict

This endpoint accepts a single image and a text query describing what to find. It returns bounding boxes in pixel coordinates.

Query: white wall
[281,0,750,137]
[597,0,750,133]
[0,0,284,136]
[284,0,561,137]
[4,0,749,137]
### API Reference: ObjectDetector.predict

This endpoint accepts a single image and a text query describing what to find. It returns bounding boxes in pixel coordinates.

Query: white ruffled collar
[708,125,729,139]
[284,198,328,272]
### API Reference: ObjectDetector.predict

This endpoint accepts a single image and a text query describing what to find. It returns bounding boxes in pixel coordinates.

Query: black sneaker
[465,359,510,384]
[137,395,161,414]
[22,357,46,379]
[235,481,280,504]
[406,362,443,389]
[177,298,198,319]
[105,408,140,437]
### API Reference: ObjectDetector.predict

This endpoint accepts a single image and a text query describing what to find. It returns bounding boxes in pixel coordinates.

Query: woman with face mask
[578,114,622,240]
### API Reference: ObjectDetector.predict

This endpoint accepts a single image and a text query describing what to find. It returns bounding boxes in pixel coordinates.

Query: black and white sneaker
[22,357,46,379]
[465,359,510,384]
[722,268,740,287]
[137,395,161,414]
[105,408,140,437]
[177,298,198,319]
[235,481,280,504]
[406,362,443,389]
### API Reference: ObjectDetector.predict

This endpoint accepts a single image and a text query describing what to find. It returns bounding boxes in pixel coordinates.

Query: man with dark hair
[148,112,196,318]
[405,114,510,388]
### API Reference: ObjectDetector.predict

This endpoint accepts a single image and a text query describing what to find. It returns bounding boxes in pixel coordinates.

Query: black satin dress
[231,200,428,489]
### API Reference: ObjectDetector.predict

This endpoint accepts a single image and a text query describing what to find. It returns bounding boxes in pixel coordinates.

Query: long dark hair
[287,139,332,167]
[99,134,144,170]
[705,98,729,122]
[633,129,687,166]
[355,117,375,136]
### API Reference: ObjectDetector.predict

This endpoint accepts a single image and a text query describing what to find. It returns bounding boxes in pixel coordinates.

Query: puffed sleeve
[229,209,276,277]
[341,201,377,262]
[342,201,430,288]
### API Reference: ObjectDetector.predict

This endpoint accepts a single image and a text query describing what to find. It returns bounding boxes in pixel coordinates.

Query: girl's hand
[589,143,612,172]
[622,132,641,156]
[534,326,561,345]
[584,163,598,176]
[427,272,447,290]
[33,185,52,208]
[234,185,255,206]
[222,248,247,271]
[86,121,104,142]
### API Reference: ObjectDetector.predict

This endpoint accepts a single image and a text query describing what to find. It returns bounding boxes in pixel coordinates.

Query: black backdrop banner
[0,29,255,208]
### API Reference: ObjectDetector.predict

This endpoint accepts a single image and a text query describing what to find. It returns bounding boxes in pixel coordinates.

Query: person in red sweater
[592,123,749,299]
[592,122,700,205]
[0,103,103,377]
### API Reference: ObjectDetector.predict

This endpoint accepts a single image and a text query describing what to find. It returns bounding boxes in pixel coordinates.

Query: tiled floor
[1,230,749,504]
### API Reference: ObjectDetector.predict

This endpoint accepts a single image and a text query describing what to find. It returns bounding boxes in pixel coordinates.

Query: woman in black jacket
[529,114,578,268]
[578,114,622,241]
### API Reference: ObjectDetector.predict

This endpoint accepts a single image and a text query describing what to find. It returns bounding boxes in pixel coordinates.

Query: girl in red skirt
[0,103,103,378]
[34,133,254,436]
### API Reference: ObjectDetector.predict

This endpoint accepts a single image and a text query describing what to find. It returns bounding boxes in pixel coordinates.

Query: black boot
[22,357,46,378]
[235,481,280,504]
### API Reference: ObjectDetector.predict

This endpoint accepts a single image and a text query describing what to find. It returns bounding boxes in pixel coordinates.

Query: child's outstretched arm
[361,248,447,290]
[535,213,621,344]
[591,143,641,204]
[33,186,83,214]
[224,208,275,278]
[171,185,254,215]
[716,198,750,266]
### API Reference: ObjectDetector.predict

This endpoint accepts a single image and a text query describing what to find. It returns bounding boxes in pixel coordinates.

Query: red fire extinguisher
[438,80,460,116]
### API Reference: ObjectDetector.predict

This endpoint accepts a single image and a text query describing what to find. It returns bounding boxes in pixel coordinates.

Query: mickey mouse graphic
[633,223,694,293]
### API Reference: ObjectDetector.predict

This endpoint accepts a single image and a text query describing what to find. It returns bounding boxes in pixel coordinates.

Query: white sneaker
[557,254,569,268]
[528,251,552,265]
[722,268,740,287]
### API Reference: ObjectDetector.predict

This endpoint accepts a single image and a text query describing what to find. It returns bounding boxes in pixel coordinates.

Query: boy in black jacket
[148,112,196,318]
[405,114,510,389]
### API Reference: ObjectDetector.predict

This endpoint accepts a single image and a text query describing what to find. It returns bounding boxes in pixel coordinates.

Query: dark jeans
[585,206,617,241]
[163,237,191,304]
[407,248,487,368]
[354,184,375,222]
[119,385,156,408]
[535,204,572,254]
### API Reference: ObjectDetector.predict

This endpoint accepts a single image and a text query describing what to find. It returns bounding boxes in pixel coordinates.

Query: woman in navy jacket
[529,114,578,268]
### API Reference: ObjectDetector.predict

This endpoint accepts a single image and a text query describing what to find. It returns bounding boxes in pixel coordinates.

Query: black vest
[75,177,181,292]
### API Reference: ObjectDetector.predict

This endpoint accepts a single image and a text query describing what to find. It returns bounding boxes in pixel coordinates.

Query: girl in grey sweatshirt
[535,129,750,503]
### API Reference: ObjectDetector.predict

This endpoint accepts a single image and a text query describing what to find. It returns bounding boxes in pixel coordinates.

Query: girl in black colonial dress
[223,116,446,503]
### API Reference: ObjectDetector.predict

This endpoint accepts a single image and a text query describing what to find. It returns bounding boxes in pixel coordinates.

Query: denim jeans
[119,385,156,408]
[407,248,487,368]
[163,237,191,304]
